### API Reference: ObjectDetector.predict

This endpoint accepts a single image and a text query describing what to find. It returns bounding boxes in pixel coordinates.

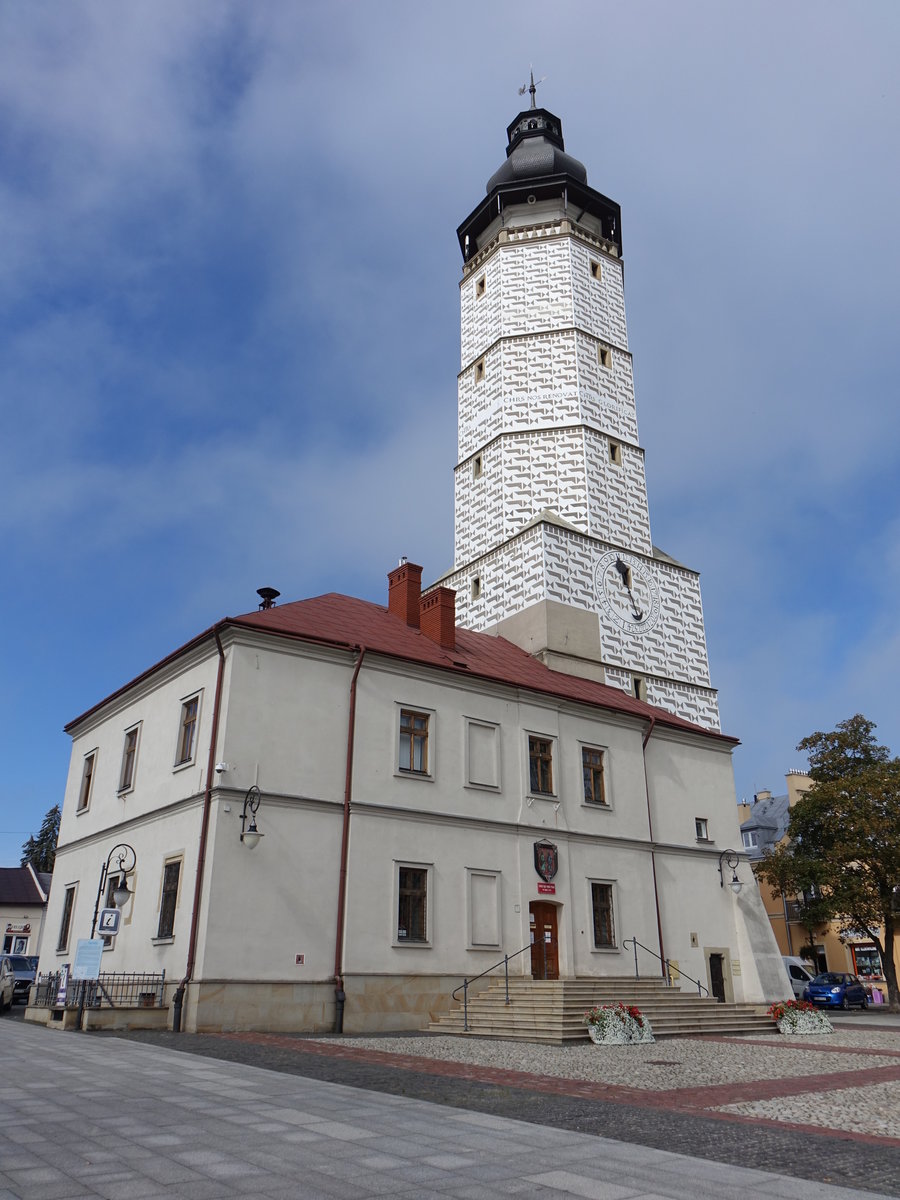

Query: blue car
[803,972,868,1010]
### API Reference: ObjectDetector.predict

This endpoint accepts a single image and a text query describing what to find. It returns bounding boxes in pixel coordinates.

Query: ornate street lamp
[90,843,137,938]
[718,849,743,894]
[240,786,264,849]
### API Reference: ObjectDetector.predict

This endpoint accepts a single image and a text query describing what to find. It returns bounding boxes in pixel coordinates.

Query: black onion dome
[486,107,587,193]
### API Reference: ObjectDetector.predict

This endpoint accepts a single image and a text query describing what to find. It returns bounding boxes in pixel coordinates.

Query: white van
[783,956,815,999]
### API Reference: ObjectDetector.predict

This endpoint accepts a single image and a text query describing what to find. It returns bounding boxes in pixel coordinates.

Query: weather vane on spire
[518,67,546,110]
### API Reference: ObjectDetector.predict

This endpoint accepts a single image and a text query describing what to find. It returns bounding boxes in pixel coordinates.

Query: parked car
[0,954,37,1004]
[0,959,14,1011]
[803,972,868,1009]
[782,956,815,1000]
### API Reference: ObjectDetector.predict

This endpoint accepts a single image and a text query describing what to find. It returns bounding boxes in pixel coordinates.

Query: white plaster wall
[41,799,204,981]
[43,625,763,1021]
[58,647,220,849]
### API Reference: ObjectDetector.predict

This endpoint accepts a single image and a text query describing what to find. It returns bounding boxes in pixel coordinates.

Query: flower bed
[584,1002,654,1045]
[768,998,834,1036]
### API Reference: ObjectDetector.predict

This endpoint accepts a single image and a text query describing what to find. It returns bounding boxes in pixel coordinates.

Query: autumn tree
[20,805,60,873]
[758,716,900,1009]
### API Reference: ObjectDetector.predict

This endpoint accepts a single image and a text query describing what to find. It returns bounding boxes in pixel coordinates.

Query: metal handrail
[451,943,532,1032]
[623,936,710,998]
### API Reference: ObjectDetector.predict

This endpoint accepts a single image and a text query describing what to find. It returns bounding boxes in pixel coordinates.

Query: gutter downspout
[333,646,366,1033]
[641,715,667,980]
[174,627,227,1033]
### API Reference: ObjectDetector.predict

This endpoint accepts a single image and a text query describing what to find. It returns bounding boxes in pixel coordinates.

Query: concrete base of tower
[487,599,608,685]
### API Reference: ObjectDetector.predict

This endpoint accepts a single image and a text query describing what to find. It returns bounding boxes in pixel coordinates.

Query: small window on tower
[598,345,612,368]
[633,676,647,702]
[609,441,622,466]
[474,358,485,384]
[476,274,486,298]
[472,454,483,479]
[589,259,602,281]
[471,576,482,600]
[695,818,710,842]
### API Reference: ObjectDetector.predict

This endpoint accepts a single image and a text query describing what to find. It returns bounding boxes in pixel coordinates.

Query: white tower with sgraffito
[438,81,720,730]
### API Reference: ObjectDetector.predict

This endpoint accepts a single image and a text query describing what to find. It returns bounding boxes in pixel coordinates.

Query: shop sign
[537,882,556,895]
[5,923,30,934]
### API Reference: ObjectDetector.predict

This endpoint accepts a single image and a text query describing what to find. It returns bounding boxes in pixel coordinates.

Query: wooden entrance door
[529,902,559,980]
[709,953,726,1003]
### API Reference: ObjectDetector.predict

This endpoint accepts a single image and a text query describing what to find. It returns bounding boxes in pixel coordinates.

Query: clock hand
[614,557,644,621]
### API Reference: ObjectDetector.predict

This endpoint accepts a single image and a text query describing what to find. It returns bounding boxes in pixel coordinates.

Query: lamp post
[240,786,264,848]
[90,843,137,938]
[718,849,743,894]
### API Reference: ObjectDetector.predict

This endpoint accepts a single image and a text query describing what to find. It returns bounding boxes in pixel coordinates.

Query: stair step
[429,976,775,1043]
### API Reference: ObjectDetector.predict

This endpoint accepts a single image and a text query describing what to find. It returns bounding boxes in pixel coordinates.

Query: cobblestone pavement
[110,1019,900,1197]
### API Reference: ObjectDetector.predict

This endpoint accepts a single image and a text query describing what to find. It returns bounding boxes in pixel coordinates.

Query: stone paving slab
[101,1024,900,1196]
[1,1016,895,1200]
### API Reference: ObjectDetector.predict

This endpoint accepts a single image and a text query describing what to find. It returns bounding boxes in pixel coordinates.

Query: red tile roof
[229,593,735,743]
[67,591,735,745]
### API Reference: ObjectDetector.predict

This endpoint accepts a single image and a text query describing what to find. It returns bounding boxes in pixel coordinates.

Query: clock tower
[436,93,720,730]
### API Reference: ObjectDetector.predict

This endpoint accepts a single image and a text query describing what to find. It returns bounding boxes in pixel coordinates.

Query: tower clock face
[594,551,661,635]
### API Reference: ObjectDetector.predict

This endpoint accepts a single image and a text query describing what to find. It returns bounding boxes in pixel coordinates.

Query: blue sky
[2,1,899,865]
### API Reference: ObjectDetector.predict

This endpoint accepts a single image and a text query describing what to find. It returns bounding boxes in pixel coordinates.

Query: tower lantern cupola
[436,88,722,733]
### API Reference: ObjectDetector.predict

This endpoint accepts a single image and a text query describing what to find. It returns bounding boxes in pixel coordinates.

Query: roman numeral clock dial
[594,551,661,635]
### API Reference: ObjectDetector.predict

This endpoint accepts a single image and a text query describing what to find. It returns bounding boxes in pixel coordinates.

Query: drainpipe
[175,627,227,1032]
[641,715,667,980]
[783,893,794,956]
[333,646,366,1033]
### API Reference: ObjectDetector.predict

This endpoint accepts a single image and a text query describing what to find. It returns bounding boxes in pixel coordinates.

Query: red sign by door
[537,882,556,894]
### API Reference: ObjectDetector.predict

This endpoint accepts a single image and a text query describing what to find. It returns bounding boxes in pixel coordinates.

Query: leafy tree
[798,714,889,783]
[758,717,900,1009]
[20,805,60,873]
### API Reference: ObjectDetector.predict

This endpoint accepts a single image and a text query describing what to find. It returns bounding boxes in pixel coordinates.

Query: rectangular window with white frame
[118,724,141,794]
[56,884,77,952]
[695,817,710,842]
[175,694,200,767]
[590,880,617,949]
[398,707,431,776]
[77,751,96,812]
[582,746,608,806]
[395,862,431,945]
[528,734,555,795]
[156,859,182,940]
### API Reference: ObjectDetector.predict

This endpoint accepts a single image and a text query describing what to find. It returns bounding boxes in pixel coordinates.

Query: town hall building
[35,91,789,1034]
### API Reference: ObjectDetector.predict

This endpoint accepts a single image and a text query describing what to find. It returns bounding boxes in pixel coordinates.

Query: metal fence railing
[32,971,166,1009]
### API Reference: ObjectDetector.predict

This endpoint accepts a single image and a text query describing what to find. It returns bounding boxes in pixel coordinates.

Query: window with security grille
[591,882,615,948]
[157,860,181,939]
[399,710,429,774]
[57,885,76,952]
[397,867,427,942]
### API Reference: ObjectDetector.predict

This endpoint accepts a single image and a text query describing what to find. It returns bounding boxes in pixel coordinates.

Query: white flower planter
[587,1018,654,1045]
[776,1010,834,1036]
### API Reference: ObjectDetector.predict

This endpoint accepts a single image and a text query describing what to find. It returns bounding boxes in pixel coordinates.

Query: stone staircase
[429,977,774,1043]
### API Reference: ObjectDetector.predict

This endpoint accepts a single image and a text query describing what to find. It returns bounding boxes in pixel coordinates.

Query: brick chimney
[420,587,456,650]
[387,560,423,628]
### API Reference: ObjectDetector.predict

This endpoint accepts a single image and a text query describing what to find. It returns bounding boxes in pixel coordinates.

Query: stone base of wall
[183,974,460,1035]
[24,1004,169,1032]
